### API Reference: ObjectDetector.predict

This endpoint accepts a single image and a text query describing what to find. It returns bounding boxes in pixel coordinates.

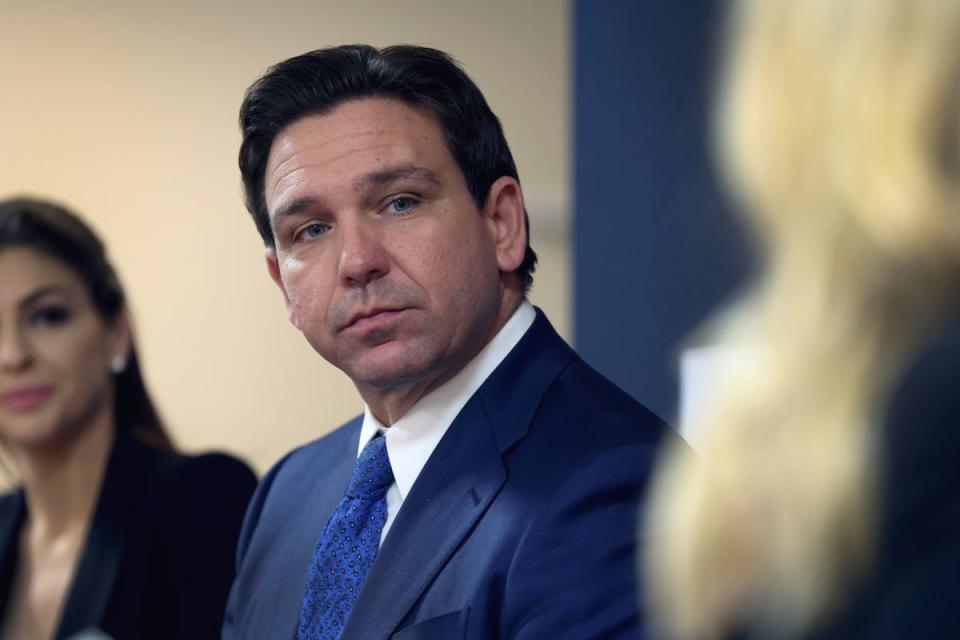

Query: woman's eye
[31,305,72,327]
[297,222,329,241]
[387,197,417,215]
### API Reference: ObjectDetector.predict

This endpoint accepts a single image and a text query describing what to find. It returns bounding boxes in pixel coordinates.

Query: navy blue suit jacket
[223,311,669,639]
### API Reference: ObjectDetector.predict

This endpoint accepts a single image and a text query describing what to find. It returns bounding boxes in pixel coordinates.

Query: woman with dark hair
[0,197,257,639]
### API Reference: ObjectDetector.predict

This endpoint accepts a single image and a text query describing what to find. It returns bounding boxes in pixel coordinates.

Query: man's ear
[484,176,527,273]
[266,248,301,330]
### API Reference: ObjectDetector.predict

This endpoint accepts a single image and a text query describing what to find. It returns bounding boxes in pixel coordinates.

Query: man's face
[264,98,521,411]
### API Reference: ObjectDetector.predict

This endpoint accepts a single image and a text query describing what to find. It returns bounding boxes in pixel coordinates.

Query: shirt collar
[357,300,536,499]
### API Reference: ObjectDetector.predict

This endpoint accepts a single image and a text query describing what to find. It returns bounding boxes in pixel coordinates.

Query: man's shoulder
[552,350,668,445]
[504,352,670,488]
[231,417,362,566]
[480,308,670,459]
[503,309,668,444]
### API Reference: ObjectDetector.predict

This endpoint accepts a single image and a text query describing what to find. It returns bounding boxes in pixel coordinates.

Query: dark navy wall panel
[573,0,749,420]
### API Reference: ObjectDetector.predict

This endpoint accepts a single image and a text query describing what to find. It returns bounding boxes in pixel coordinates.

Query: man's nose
[337,219,390,288]
[0,324,33,373]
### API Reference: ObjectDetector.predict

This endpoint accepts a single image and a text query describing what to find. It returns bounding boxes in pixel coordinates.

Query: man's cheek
[283,294,304,331]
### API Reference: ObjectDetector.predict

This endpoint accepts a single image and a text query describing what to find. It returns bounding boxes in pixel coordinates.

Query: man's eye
[31,305,72,327]
[296,222,329,241]
[387,197,417,215]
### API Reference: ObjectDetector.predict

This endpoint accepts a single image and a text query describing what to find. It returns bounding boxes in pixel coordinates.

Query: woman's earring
[111,355,127,375]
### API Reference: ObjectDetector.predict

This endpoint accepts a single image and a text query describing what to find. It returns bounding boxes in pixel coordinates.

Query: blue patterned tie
[297,433,394,640]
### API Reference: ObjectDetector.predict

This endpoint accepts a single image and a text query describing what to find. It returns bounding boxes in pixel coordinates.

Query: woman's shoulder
[111,434,258,512]
[168,450,258,506]
[165,448,257,484]
[149,446,256,502]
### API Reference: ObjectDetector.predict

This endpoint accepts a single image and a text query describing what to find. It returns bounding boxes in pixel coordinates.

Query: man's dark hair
[238,44,537,292]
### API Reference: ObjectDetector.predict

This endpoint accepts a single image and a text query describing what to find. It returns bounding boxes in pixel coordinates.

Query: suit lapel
[476,310,573,452]
[0,492,25,616]
[56,434,149,636]
[0,492,24,551]
[0,474,127,635]
[340,311,573,639]
[303,426,360,544]
[274,425,360,640]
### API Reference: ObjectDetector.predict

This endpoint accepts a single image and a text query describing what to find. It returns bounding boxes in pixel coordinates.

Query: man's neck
[363,289,524,426]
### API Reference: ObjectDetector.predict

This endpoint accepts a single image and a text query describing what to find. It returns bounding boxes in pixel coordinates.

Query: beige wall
[0,1,570,473]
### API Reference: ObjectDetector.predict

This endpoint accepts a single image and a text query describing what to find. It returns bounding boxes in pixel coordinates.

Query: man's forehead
[264,99,453,208]
[270,98,441,156]
[265,115,404,182]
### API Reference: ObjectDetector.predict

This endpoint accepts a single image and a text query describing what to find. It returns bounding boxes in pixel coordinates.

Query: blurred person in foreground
[0,197,257,639]
[645,1,960,638]
[223,44,671,639]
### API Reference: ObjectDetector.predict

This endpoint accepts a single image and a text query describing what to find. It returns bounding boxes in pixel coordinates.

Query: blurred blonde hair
[645,0,960,637]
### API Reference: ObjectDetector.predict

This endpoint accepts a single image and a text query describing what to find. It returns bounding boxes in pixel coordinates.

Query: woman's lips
[0,386,54,411]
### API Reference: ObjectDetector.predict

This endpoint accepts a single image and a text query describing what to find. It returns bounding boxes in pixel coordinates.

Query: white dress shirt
[356,301,536,544]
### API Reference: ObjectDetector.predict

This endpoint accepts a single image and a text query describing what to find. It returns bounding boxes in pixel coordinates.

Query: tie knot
[347,434,394,499]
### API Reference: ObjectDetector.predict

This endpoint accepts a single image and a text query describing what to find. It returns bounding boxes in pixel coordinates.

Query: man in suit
[223,44,670,639]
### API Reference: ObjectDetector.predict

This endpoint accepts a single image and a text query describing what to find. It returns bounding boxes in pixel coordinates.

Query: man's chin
[341,346,435,392]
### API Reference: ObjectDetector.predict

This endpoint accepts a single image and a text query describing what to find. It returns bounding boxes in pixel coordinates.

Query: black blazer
[0,433,257,639]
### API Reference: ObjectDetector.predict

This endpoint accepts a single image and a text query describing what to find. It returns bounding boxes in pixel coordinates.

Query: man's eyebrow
[271,167,441,223]
[272,197,320,225]
[353,166,442,191]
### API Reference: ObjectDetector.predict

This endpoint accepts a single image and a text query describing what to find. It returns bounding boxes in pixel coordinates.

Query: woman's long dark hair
[0,197,174,452]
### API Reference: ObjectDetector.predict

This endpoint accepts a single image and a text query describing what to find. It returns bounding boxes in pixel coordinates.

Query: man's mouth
[342,307,406,332]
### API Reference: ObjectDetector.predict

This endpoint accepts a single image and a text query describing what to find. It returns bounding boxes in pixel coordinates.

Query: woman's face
[0,247,127,451]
